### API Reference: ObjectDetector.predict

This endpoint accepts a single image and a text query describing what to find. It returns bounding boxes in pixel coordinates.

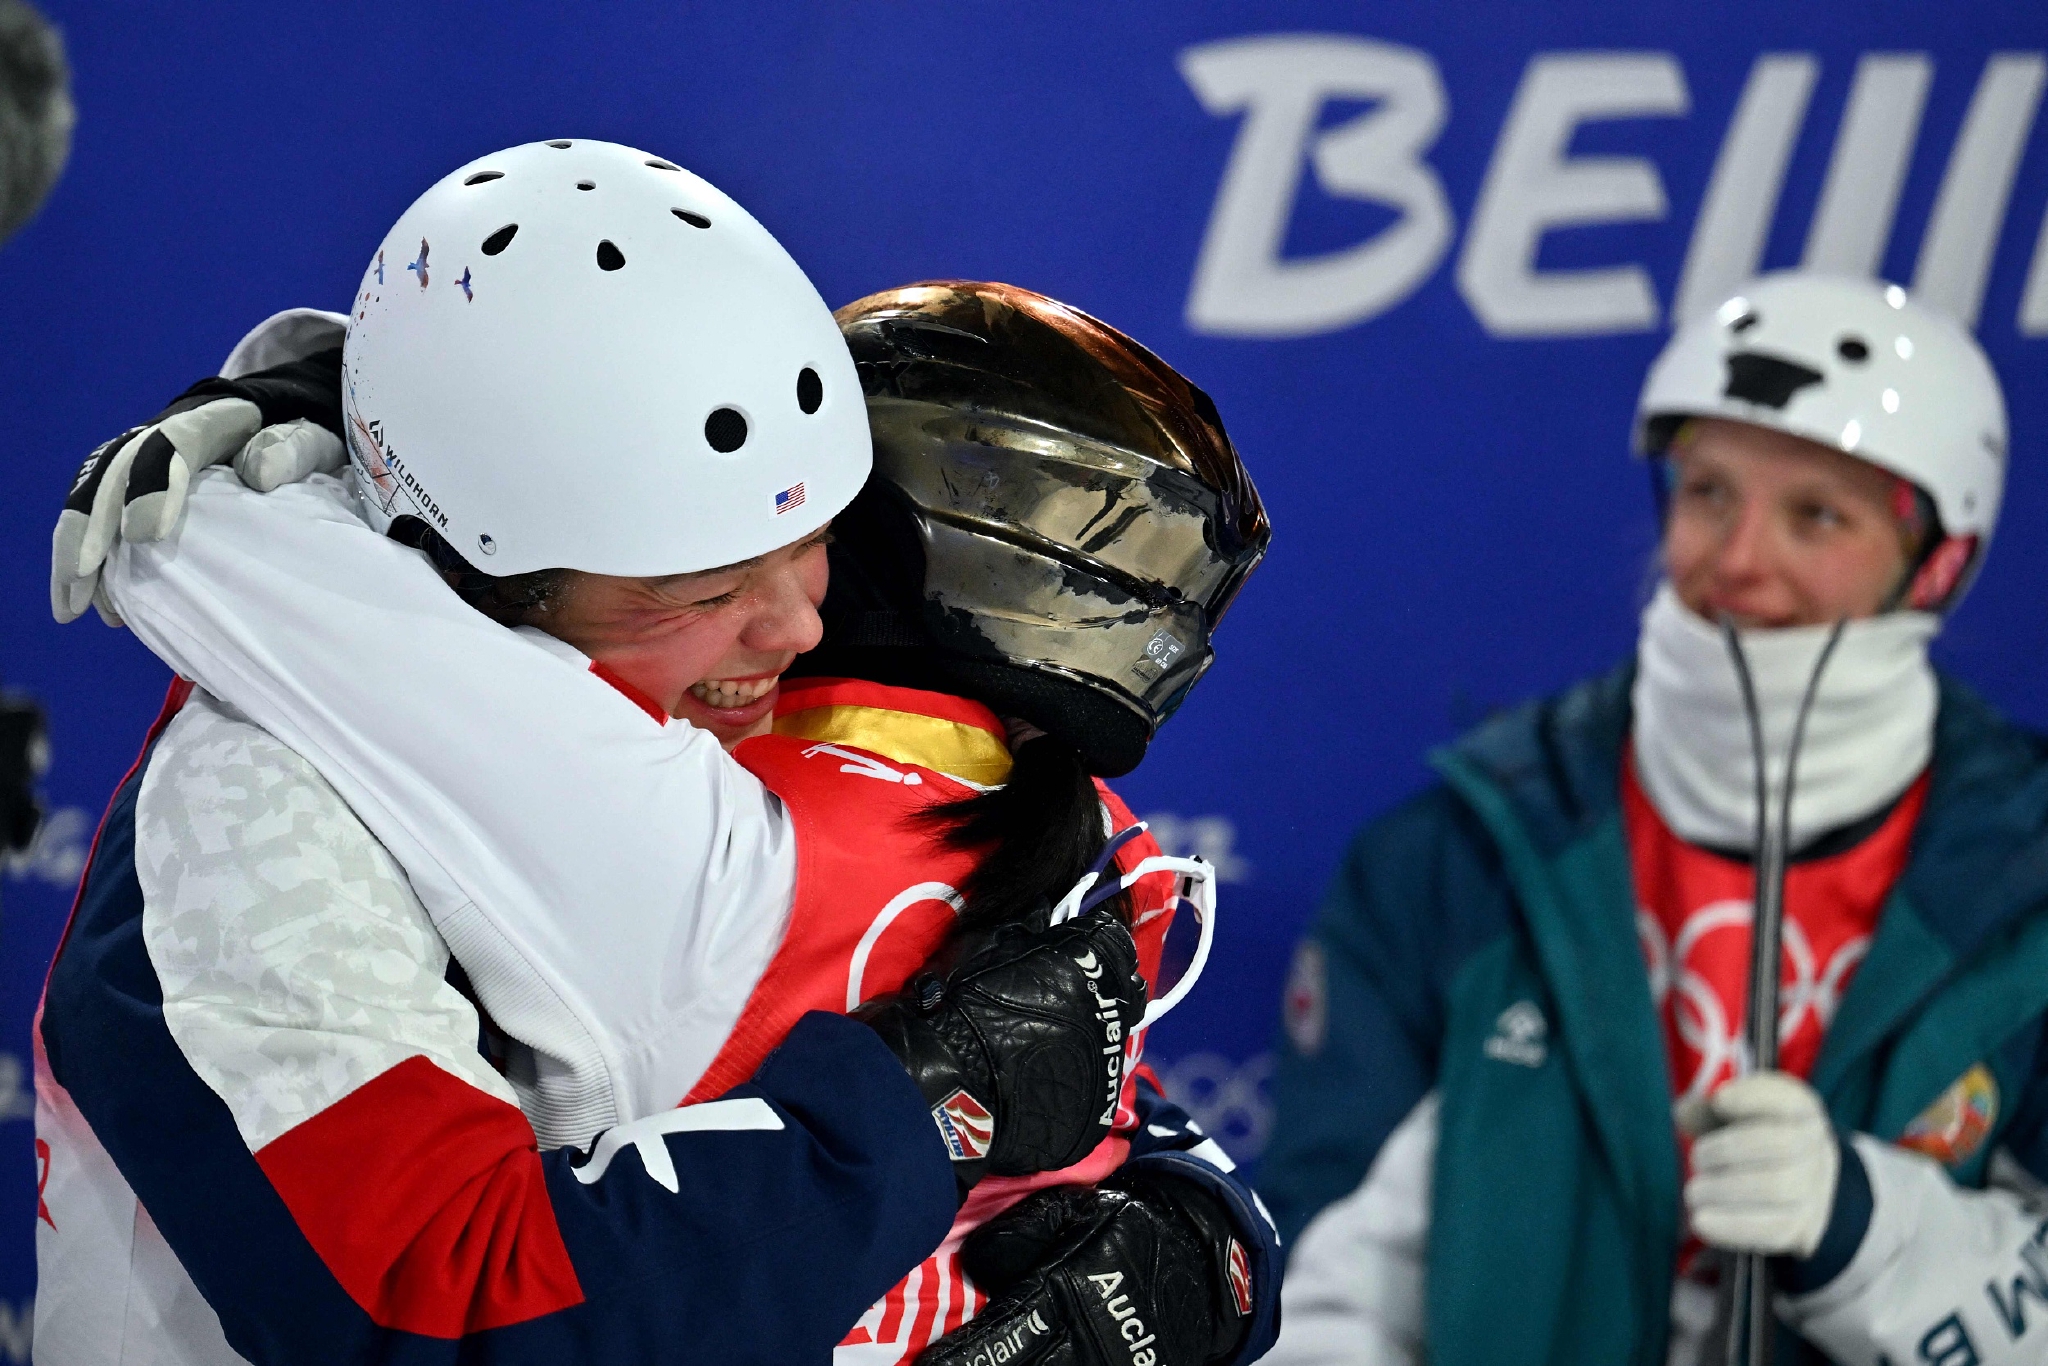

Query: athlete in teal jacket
[1261,274,2048,1366]
[1265,665,2048,1366]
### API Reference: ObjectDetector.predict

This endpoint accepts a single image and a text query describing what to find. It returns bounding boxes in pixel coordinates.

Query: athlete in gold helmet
[46,272,1278,1366]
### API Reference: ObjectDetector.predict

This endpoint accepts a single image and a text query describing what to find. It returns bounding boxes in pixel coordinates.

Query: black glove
[0,696,46,855]
[915,1170,1255,1366]
[166,348,346,438]
[53,349,347,624]
[858,909,1145,1199]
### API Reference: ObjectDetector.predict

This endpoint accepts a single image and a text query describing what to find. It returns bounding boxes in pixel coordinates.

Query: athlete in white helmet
[32,144,1220,1365]
[1260,272,2048,1366]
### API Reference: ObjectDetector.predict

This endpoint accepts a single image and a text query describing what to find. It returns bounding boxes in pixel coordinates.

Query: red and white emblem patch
[1225,1237,1253,1316]
[933,1088,994,1162]
[1283,941,1327,1056]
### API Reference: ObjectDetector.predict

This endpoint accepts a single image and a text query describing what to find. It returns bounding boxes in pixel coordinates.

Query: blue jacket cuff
[1779,1131,1872,1295]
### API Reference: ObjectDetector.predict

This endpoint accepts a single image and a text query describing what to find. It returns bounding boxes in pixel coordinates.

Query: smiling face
[533,525,832,747]
[1661,418,1915,629]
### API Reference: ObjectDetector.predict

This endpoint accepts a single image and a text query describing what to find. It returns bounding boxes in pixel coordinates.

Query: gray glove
[51,358,346,625]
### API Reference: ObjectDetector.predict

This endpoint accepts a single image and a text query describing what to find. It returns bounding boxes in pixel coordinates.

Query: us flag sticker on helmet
[932,1088,994,1161]
[1226,1237,1253,1316]
[775,482,806,514]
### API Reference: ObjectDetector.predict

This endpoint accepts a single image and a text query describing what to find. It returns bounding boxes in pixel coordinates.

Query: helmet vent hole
[646,158,681,172]
[705,408,748,453]
[672,208,711,229]
[464,171,504,186]
[577,179,596,191]
[547,140,572,149]
[1729,311,1760,333]
[1838,336,1870,363]
[481,224,518,255]
[596,240,626,271]
[797,368,823,414]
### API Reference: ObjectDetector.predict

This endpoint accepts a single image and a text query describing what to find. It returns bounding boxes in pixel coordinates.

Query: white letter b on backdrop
[1180,35,1453,338]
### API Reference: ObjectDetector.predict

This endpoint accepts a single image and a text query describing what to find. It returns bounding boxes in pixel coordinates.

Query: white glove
[233,418,348,492]
[51,405,343,626]
[1680,1071,1842,1259]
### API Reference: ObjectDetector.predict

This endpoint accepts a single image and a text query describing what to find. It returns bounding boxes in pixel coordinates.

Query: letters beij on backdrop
[2,0,2046,1327]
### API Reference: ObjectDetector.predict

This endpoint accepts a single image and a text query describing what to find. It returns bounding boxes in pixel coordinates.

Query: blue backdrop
[4,1,2048,1345]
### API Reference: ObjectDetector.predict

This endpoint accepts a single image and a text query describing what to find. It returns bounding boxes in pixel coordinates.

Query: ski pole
[1718,617,1845,1366]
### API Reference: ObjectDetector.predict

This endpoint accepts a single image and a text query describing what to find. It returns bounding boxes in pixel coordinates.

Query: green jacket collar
[1435,663,2048,969]
[1431,661,2048,1127]
[1429,665,1673,1307]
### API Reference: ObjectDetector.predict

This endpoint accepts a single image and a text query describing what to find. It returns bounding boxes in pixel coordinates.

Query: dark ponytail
[389,515,569,626]
[923,736,1131,933]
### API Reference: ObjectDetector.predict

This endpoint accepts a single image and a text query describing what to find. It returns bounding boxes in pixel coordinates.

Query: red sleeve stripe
[588,660,669,725]
[254,1054,583,1337]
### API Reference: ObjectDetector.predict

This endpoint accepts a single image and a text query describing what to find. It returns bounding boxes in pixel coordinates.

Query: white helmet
[342,139,870,577]
[1636,272,2008,609]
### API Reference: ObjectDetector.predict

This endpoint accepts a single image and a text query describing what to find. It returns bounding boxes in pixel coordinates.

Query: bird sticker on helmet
[407,238,429,289]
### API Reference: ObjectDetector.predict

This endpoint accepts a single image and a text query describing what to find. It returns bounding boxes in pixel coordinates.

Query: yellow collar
[773,684,1014,788]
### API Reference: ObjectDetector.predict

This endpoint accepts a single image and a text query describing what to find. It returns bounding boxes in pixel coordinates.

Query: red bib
[694,677,1179,1363]
[1623,753,1924,1103]
[1623,753,1924,1275]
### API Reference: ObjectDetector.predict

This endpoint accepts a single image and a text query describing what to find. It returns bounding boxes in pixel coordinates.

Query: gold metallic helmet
[798,280,1270,777]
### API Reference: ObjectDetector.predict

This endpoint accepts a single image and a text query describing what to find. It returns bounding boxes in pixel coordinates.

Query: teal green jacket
[1259,665,2048,1366]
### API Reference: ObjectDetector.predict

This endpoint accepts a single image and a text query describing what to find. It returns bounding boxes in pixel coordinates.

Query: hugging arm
[39,692,955,1363]
[101,468,799,1116]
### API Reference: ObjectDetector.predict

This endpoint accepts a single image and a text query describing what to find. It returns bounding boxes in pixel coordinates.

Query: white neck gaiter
[1630,583,1939,853]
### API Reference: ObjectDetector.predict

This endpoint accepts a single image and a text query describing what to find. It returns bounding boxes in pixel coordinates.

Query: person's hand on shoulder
[858,909,1147,1202]
[51,350,346,625]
